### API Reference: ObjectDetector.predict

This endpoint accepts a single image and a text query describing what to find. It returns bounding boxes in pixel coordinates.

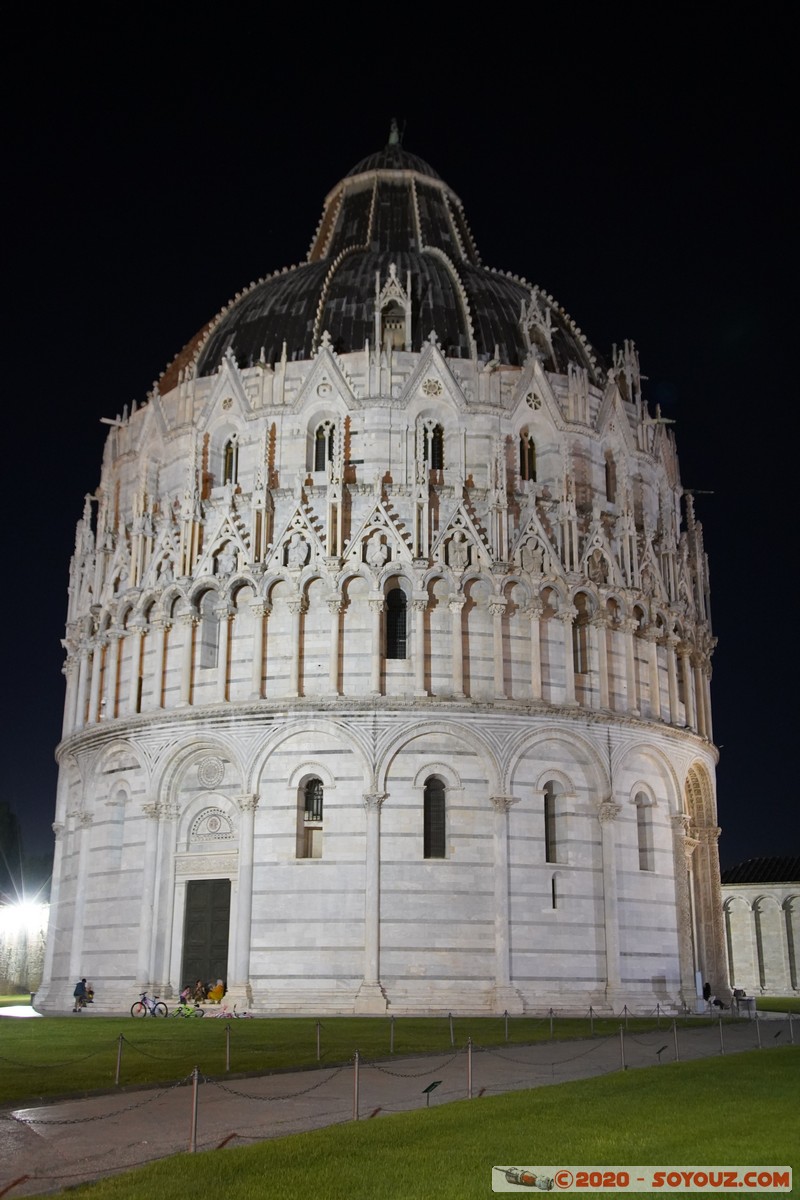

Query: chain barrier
[209,1062,346,1103]
[365,1049,462,1077]
[476,1037,607,1067]
[0,1048,105,1068]
[12,1074,193,1127]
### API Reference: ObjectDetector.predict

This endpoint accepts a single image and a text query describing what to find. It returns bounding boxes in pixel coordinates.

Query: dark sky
[4,20,795,874]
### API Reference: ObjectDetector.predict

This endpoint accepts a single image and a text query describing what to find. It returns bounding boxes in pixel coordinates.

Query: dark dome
[160,134,601,392]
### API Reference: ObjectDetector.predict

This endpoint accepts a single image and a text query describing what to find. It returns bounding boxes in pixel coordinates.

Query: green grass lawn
[0,1013,728,1106]
[756,996,800,1014]
[19,1048,797,1200]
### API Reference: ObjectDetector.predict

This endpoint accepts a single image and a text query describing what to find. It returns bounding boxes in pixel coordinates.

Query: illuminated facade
[37,129,724,1014]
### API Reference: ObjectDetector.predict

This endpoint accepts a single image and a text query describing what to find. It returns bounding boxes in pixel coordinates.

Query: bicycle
[212,1003,253,1018]
[130,992,168,1017]
[171,1000,205,1018]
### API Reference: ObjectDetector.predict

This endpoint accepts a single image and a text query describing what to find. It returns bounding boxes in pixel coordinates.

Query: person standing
[72,978,88,1012]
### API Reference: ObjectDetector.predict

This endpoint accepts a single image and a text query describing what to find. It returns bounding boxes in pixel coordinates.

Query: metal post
[115,1034,124,1085]
[656,1002,661,1027]
[619,1024,626,1071]
[672,1019,680,1062]
[467,1036,473,1099]
[624,1004,629,1030]
[789,1013,794,1046]
[449,1012,454,1046]
[718,1016,725,1055]
[756,1017,762,1049]
[189,1066,199,1153]
[316,1021,321,1062]
[589,1005,594,1037]
[390,1015,395,1054]
[353,1050,360,1121]
[549,1008,554,1040]
[226,1023,231,1072]
[504,1009,508,1042]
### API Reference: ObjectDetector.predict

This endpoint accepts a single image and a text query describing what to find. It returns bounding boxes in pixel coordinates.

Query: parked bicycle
[130,992,168,1017]
[212,1003,253,1018]
[171,999,205,1018]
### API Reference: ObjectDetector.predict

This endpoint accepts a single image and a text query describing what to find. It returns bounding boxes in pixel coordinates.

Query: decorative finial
[388,117,400,146]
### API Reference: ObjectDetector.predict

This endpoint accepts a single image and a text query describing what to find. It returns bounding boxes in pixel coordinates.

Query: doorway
[181,878,231,990]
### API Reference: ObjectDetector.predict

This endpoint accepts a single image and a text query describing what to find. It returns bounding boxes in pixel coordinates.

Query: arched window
[381,301,406,351]
[423,423,444,470]
[223,435,239,485]
[544,780,561,864]
[519,430,537,482]
[605,452,617,503]
[314,422,336,472]
[635,792,653,871]
[386,588,407,659]
[198,593,219,669]
[299,777,324,859]
[423,776,446,859]
[572,594,590,675]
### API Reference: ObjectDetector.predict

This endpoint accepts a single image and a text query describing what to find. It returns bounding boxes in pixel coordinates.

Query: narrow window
[423,776,445,859]
[198,593,219,669]
[551,875,558,909]
[544,780,559,864]
[223,435,238,485]
[520,431,537,482]
[314,422,335,472]
[572,594,589,674]
[386,588,407,659]
[636,792,653,871]
[423,423,444,470]
[605,453,616,503]
[300,777,323,859]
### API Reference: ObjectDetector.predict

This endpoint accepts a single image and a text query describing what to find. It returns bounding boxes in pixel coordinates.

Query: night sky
[4,20,795,876]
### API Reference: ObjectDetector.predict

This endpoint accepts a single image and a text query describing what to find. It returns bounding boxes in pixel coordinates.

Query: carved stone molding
[362,792,387,811]
[598,800,622,823]
[490,794,519,813]
[175,852,238,876]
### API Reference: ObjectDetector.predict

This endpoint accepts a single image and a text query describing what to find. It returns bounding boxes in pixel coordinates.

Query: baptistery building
[37,127,725,1014]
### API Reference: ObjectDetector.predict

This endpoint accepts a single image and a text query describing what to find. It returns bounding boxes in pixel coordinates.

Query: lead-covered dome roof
[161,126,600,392]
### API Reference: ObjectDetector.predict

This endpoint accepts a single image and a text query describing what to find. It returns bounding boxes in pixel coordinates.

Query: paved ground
[0,1012,793,1198]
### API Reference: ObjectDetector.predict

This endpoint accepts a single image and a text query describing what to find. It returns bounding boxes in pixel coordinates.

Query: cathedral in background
[37,126,724,1014]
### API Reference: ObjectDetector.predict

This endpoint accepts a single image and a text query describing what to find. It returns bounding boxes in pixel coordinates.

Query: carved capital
[52,822,65,840]
[598,799,622,824]
[362,792,387,811]
[285,597,308,616]
[490,794,520,813]
[368,598,385,615]
[326,598,343,616]
[448,595,466,614]
[236,793,260,814]
[488,598,507,618]
[143,802,161,820]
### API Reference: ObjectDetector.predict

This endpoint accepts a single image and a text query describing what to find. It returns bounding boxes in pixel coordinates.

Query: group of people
[71,978,94,1011]
[702,981,728,1010]
[180,978,225,1005]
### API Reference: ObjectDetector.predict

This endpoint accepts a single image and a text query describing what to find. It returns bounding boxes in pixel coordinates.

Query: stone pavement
[0,1014,793,1198]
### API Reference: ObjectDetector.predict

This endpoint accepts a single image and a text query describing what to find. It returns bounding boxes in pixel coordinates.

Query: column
[215,607,232,702]
[679,646,696,730]
[37,822,66,1006]
[87,640,103,725]
[622,618,639,716]
[560,607,578,706]
[449,596,465,698]
[229,794,259,1005]
[666,634,680,725]
[412,596,427,697]
[591,613,610,710]
[287,597,306,697]
[62,659,78,736]
[178,613,195,706]
[148,619,167,710]
[671,814,700,1007]
[127,625,145,715]
[490,794,524,1013]
[355,792,388,1012]
[249,600,268,699]
[326,598,342,696]
[489,598,507,699]
[153,802,179,995]
[693,658,706,737]
[105,631,122,720]
[702,669,713,742]
[68,812,94,981]
[696,825,728,997]
[645,628,661,721]
[75,648,90,729]
[136,803,161,988]
[527,601,543,701]
[598,799,622,1002]
[368,597,384,695]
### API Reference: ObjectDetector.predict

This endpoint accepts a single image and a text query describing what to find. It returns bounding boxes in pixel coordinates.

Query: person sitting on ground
[192,979,207,1002]
[206,979,224,1003]
[180,984,192,1003]
[86,982,95,1004]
